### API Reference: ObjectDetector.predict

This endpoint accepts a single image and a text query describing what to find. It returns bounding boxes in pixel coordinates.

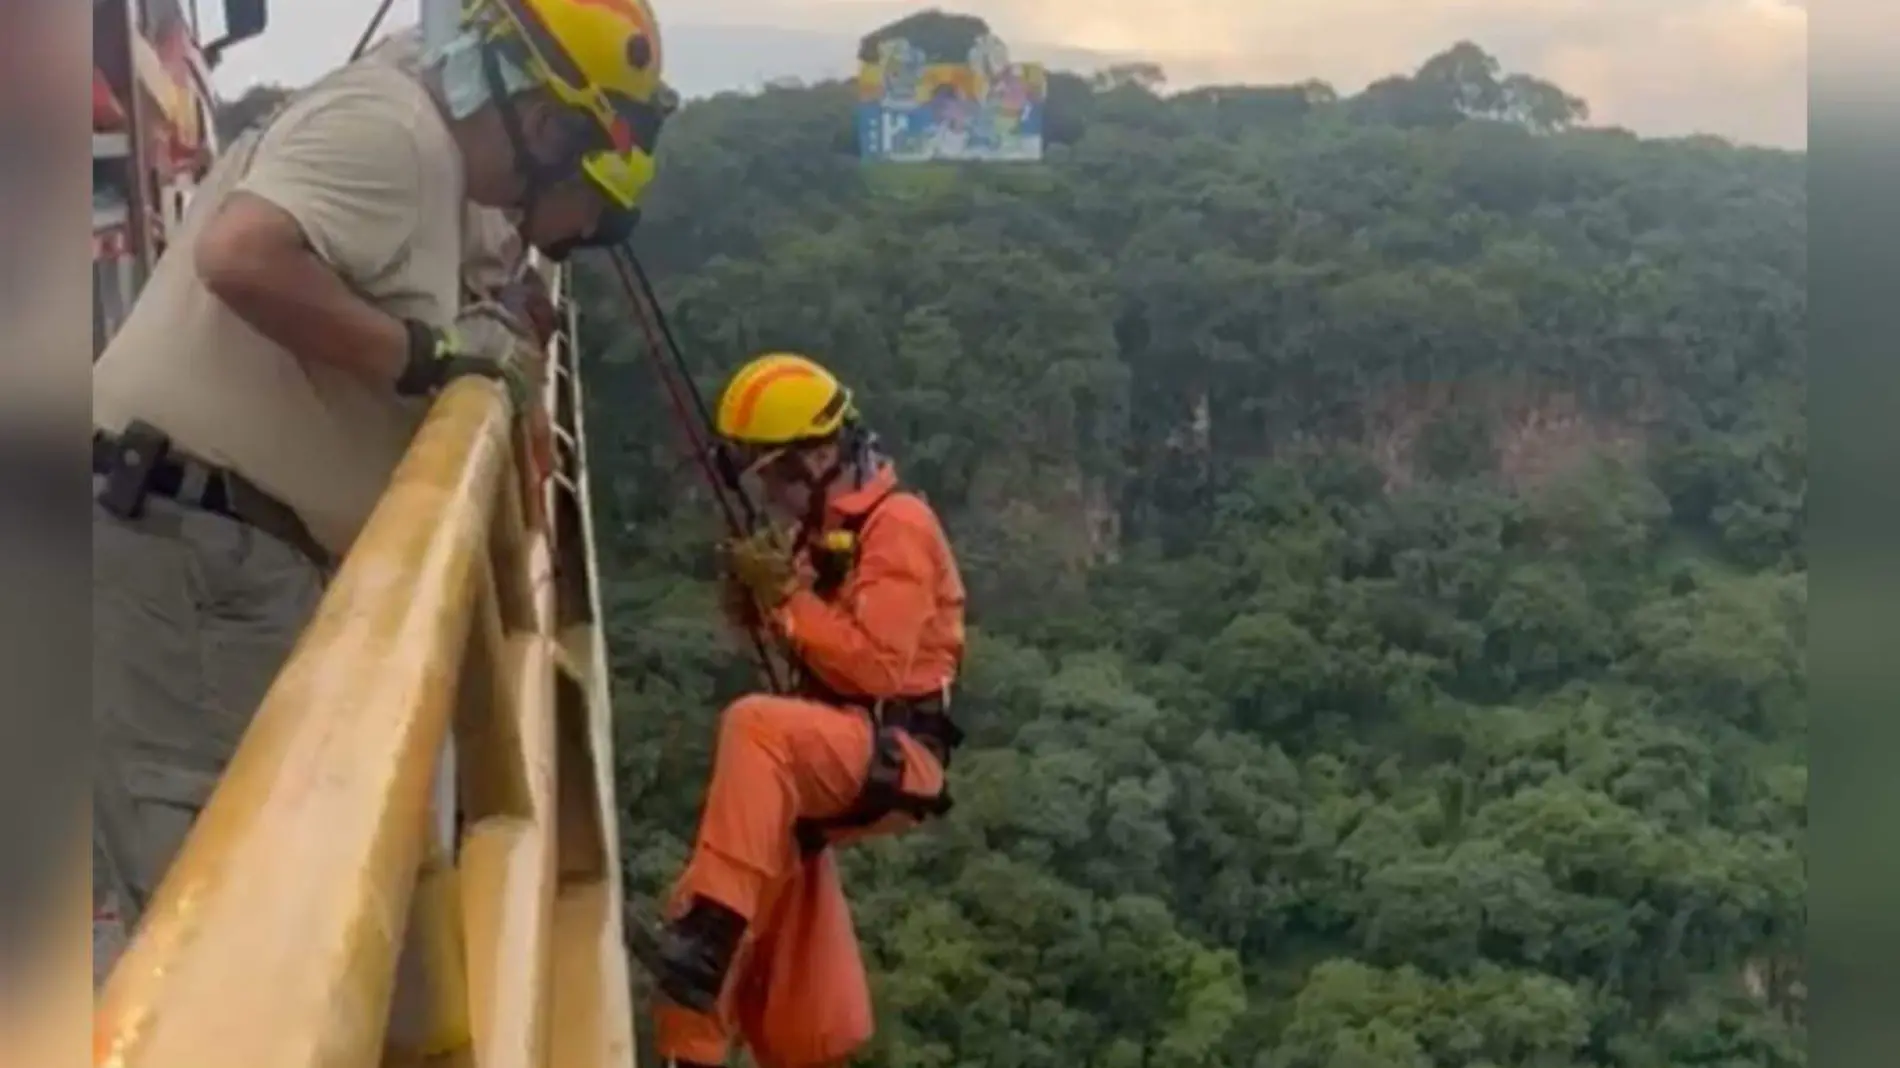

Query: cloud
[211,0,420,90]
[682,0,1807,145]
[1532,0,1807,144]
[984,0,1807,145]
[212,0,1806,147]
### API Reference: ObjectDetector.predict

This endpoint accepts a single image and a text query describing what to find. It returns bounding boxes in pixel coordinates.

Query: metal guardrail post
[541,261,638,1068]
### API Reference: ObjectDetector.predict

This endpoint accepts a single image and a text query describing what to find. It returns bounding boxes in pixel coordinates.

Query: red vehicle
[90,0,268,970]
[92,0,268,356]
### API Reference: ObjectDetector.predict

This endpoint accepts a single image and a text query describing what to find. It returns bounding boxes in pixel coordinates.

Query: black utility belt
[92,421,333,570]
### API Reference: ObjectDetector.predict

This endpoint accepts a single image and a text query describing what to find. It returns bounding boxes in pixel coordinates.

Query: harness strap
[793,708,958,857]
[807,482,896,598]
[787,485,963,855]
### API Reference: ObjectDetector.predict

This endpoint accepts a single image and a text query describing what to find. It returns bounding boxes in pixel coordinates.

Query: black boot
[627,897,745,1013]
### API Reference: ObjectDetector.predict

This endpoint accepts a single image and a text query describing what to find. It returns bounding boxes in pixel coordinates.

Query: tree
[859,9,992,64]
[1349,43,1589,135]
[590,30,1807,1067]
[1093,63,1167,94]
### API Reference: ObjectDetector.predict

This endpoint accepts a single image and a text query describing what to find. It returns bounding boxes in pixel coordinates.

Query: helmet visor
[572,84,673,208]
[579,146,654,210]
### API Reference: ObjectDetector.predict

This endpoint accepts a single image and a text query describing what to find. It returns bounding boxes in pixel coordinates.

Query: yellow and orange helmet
[465,0,675,209]
[715,353,856,447]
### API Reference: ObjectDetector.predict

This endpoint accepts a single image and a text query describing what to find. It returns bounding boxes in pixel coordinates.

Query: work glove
[496,276,560,346]
[719,527,798,614]
[396,302,544,411]
[718,570,763,633]
[475,294,559,527]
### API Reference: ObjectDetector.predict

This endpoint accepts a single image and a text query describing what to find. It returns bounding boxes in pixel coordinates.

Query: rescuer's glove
[718,570,764,632]
[720,527,798,613]
[396,302,544,410]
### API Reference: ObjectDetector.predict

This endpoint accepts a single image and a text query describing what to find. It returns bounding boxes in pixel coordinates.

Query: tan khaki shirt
[361,27,525,297]
[91,57,465,557]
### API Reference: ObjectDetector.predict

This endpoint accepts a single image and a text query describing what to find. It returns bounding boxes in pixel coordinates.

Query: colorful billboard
[856,34,1046,162]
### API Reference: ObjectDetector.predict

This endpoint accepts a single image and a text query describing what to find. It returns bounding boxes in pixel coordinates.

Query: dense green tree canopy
[580,28,1805,1068]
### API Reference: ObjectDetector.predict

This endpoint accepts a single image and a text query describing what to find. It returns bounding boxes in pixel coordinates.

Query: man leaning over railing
[89,0,672,975]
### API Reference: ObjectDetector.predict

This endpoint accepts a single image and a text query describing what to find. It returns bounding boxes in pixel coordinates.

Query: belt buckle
[175,457,218,508]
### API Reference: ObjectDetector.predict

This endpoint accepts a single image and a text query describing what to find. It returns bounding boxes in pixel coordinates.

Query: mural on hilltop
[855,34,1046,162]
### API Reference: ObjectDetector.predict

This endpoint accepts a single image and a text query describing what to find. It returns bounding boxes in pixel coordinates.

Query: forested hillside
[579,26,1807,1068]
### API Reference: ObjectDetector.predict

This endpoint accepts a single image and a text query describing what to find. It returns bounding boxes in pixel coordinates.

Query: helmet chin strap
[479,40,644,263]
[478,39,571,250]
[540,204,640,262]
[789,422,872,554]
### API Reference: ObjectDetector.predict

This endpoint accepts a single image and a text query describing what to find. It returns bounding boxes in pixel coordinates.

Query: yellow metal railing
[93,265,635,1068]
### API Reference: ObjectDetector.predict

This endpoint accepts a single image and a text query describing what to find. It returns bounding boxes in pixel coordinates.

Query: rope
[607,243,785,693]
[347,0,400,61]
[608,247,754,536]
[627,252,724,449]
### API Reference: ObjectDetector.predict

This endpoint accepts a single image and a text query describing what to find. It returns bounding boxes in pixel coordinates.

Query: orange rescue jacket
[770,462,966,702]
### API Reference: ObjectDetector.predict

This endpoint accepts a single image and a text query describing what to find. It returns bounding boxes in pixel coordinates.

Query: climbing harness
[788,492,963,856]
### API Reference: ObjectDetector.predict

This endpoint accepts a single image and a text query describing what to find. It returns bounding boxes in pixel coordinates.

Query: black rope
[606,243,784,693]
[621,248,764,531]
[346,0,400,61]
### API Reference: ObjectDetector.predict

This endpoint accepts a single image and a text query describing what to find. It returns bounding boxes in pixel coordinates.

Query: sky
[207,0,1807,148]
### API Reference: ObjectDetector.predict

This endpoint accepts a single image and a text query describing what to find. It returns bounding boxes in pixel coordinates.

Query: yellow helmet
[715,353,856,447]
[465,0,675,209]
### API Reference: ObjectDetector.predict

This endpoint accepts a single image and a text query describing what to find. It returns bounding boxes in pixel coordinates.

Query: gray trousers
[90,483,459,1051]
[91,483,323,980]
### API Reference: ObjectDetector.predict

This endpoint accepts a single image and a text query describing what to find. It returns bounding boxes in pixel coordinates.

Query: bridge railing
[93,263,636,1068]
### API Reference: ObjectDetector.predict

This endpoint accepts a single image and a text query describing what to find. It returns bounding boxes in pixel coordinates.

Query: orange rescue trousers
[652,692,946,1067]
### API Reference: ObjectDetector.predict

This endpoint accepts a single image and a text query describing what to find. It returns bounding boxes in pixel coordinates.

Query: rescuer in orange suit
[633,351,968,1067]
